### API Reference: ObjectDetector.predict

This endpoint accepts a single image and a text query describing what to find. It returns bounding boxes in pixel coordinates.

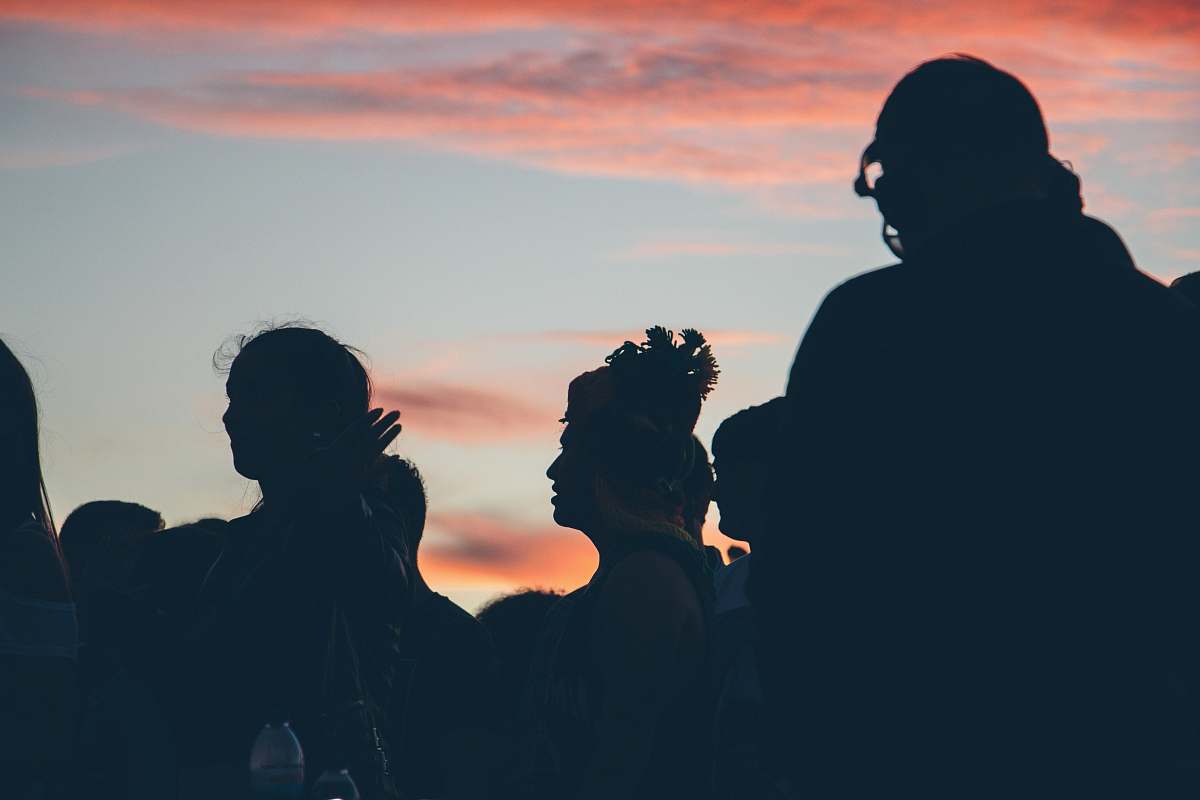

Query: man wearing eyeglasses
[753,55,1200,797]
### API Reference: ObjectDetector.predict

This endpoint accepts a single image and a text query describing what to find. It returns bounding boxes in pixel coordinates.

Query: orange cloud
[419,511,598,590]
[27,22,1198,192]
[11,1,1198,224]
[4,0,1200,51]
[374,380,559,444]
[419,511,746,592]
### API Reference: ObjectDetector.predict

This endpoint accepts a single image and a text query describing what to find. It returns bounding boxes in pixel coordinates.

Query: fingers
[369,410,401,439]
[335,407,385,444]
[375,423,403,454]
[364,410,402,457]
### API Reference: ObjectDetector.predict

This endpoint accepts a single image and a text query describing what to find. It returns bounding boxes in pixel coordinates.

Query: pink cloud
[419,509,755,592]
[3,0,1200,51]
[28,28,1199,193]
[419,511,746,591]
[1119,142,1200,174]
[12,1,1199,211]
[420,511,597,589]
[1146,207,1200,233]
[374,380,558,444]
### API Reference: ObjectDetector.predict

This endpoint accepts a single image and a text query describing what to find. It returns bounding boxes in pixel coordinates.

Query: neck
[581,524,619,568]
[910,186,1048,254]
[255,473,295,510]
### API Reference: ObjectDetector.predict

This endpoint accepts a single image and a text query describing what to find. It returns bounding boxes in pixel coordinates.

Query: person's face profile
[222,356,307,481]
[547,424,597,532]
[713,458,770,543]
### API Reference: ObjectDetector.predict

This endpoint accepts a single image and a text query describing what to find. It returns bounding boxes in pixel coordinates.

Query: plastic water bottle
[249,721,305,798]
[311,768,360,800]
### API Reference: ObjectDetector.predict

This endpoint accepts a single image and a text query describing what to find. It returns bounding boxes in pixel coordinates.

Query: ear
[296,396,344,439]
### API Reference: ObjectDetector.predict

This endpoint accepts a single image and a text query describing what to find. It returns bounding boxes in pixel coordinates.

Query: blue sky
[2,2,1197,608]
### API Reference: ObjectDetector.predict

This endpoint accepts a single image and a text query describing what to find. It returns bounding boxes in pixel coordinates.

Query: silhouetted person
[61,500,172,798]
[1172,272,1200,306]
[683,436,714,543]
[709,398,787,800]
[512,327,718,800]
[0,338,78,799]
[683,436,723,572]
[60,501,163,644]
[476,589,563,733]
[753,55,1200,794]
[377,455,496,800]
[144,324,410,798]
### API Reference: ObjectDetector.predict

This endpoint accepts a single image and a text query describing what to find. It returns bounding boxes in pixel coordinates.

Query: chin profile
[230,449,262,481]
[551,504,585,532]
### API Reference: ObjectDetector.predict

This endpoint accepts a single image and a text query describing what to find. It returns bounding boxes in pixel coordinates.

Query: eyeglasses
[854,139,905,259]
[854,141,884,198]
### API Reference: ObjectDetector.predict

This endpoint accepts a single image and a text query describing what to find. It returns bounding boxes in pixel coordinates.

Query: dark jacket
[144,492,413,776]
[754,202,1200,795]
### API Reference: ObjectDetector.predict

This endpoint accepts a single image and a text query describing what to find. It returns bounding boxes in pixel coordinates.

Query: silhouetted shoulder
[813,264,911,326]
[427,592,493,652]
[0,522,70,602]
[785,264,907,395]
[598,548,703,629]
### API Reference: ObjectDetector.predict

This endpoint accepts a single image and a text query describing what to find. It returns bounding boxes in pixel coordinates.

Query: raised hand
[293,408,402,501]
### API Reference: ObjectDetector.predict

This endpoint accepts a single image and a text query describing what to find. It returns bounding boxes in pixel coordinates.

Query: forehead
[226,347,287,391]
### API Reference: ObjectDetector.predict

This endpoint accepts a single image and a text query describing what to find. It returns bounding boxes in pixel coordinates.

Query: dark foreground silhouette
[4,52,1200,800]
[755,55,1200,796]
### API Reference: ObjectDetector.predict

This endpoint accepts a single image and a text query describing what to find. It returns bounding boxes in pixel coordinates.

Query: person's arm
[285,409,412,612]
[576,550,705,800]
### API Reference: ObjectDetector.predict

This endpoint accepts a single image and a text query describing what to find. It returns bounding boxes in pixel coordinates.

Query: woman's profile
[515,326,719,800]
[157,323,411,799]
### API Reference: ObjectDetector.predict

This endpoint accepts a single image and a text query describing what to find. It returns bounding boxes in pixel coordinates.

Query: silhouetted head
[60,500,164,589]
[712,397,786,546]
[1171,272,1200,306]
[376,455,427,553]
[682,436,714,544]
[217,324,370,482]
[476,587,563,725]
[0,339,56,537]
[476,588,562,644]
[547,327,718,540]
[856,55,1081,258]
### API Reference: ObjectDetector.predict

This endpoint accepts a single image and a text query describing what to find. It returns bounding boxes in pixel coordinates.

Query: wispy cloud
[420,510,597,589]
[374,379,558,444]
[1146,207,1200,233]
[22,1,1199,190]
[4,0,1200,53]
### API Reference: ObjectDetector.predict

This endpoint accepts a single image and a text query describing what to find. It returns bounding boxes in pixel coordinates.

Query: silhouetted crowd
[5,55,1200,799]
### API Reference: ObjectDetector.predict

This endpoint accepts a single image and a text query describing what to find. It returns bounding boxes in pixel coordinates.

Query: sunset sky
[2,1,1197,610]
